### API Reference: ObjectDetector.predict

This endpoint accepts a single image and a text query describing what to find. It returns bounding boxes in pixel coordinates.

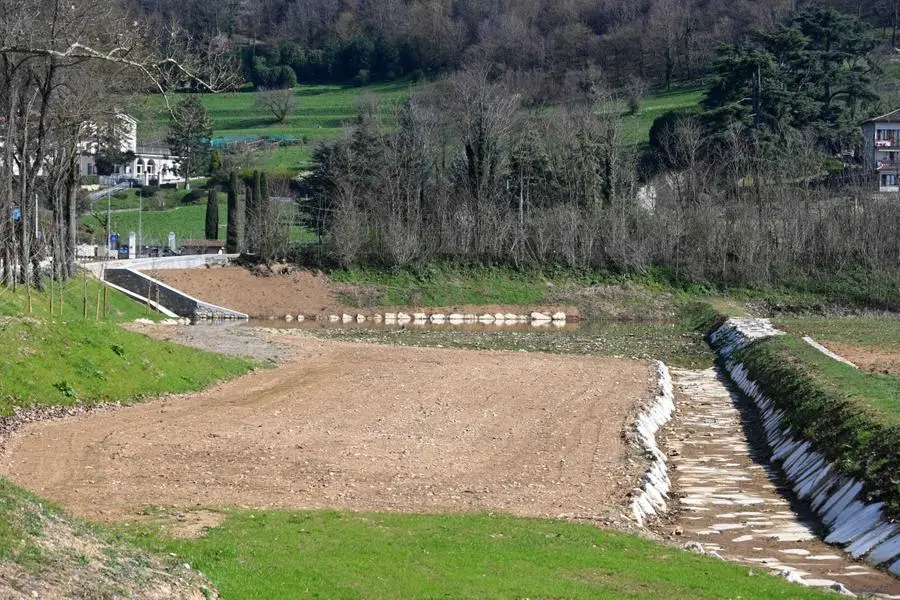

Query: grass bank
[0,478,217,598]
[0,275,253,415]
[734,335,899,518]
[123,509,832,600]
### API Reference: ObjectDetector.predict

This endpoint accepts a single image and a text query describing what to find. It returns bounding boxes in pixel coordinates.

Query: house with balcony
[861,109,900,192]
[77,114,181,186]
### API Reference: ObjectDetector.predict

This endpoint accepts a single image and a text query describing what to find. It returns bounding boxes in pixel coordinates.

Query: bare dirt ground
[0,332,651,525]
[147,265,577,319]
[822,341,900,376]
[147,265,338,318]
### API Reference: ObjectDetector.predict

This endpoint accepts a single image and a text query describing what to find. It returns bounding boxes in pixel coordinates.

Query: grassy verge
[775,315,900,349]
[0,275,253,415]
[734,335,899,517]
[122,509,832,600]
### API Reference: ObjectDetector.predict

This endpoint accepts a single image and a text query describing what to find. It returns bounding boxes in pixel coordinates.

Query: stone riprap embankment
[706,318,900,590]
[666,366,900,597]
[629,361,675,527]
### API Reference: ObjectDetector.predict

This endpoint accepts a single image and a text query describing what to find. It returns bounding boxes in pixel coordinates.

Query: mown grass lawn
[83,201,228,246]
[123,510,832,600]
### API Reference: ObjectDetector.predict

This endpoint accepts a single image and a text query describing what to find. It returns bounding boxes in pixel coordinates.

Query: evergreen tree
[702,7,878,154]
[205,189,219,240]
[226,172,239,253]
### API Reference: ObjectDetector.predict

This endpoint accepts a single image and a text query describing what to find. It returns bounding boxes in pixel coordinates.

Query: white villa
[77,114,181,186]
[861,109,900,192]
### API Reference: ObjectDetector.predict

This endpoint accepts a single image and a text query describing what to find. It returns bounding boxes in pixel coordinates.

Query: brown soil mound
[146,265,578,319]
[148,265,339,318]
[822,340,900,376]
[0,335,651,522]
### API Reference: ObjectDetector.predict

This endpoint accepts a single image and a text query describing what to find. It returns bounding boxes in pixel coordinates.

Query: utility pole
[138,190,142,258]
[106,187,111,263]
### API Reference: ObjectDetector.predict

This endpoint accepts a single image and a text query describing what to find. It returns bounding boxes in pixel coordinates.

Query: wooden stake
[83,278,88,319]
[96,286,101,320]
[103,285,108,318]
[49,278,54,316]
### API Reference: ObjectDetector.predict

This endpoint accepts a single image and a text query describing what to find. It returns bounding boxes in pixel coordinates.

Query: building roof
[862,109,900,124]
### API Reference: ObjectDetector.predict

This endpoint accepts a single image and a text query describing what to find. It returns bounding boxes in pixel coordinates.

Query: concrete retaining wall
[710,318,900,578]
[630,361,676,526]
[104,268,247,321]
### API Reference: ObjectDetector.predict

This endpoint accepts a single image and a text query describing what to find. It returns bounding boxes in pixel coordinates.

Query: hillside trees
[702,7,879,154]
[303,72,898,299]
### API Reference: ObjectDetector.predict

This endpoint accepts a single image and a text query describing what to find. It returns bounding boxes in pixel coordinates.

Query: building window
[882,174,896,187]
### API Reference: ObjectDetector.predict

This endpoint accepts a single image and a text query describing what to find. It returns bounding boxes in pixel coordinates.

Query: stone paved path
[664,367,900,598]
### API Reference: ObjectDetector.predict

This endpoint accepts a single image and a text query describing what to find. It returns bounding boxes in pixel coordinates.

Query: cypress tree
[226,172,239,252]
[205,188,219,240]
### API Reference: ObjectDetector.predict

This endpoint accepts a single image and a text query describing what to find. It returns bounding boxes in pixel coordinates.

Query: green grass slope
[133,82,412,173]
[126,510,833,600]
[0,275,252,415]
[0,478,217,599]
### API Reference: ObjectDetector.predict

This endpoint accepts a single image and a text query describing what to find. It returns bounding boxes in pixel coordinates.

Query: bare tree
[0,0,238,288]
[254,88,298,123]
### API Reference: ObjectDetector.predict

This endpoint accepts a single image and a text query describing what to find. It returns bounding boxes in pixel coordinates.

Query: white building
[77,114,181,186]
[861,109,900,192]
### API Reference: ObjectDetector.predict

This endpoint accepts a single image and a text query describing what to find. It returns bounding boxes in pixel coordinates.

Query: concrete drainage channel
[645,319,900,598]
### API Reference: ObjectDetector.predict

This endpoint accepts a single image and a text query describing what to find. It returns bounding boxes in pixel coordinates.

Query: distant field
[129,83,702,174]
[620,86,705,144]
[131,82,412,173]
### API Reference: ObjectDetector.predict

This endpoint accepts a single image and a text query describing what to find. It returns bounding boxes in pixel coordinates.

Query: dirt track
[0,334,651,522]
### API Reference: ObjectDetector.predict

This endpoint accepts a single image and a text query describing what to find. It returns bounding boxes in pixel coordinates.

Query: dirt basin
[0,336,651,522]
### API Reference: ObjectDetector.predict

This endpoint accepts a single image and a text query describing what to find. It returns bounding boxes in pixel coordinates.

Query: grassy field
[0,275,253,415]
[123,510,832,600]
[775,315,900,349]
[620,87,704,144]
[83,201,228,246]
[131,82,413,173]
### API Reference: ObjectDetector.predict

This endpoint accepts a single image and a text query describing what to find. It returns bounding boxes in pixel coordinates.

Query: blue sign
[12,208,20,221]
[110,233,119,249]
[118,246,129,257]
